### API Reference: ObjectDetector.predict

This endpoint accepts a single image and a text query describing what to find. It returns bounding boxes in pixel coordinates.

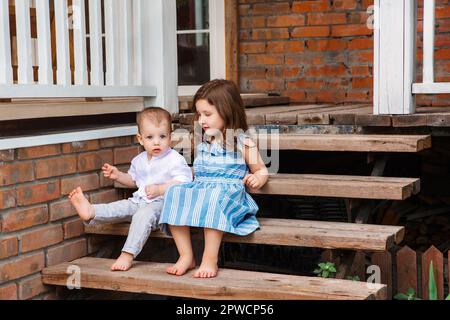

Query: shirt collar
[148,148,172,161]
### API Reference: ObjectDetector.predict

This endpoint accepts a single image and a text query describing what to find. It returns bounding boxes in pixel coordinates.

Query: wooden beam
[249,174,420,200]
[256,134,432,153]
[225,0,239,85]
[0,97,144,121]
[85,218,405,252]
[42,257,387,300]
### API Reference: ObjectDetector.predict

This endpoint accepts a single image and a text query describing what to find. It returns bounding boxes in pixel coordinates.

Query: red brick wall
[238,0,450,106]
[0,137,141,300]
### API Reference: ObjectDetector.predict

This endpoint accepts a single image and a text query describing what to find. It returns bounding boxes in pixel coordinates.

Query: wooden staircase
[41,132,431,300]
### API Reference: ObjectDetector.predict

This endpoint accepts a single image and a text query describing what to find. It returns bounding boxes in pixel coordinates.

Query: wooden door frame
[225,0,239,86]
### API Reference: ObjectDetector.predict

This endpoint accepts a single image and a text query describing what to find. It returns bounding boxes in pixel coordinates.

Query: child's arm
[102,163,136,188]
[242,138,269,190]
[145,179,184,199]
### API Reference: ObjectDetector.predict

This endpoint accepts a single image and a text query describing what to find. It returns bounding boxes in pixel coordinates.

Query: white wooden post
[104,0,119,86]
[141,0,178,114]
[423,0,435,84]
[73,0,88,85]
[36,0,53,84]
[54,0,71,85]
[374,0,417,115]
[89,0,104,86]
[118,0,133,85]
[132,0,143,86]
[0,0,13,84]
[15,0,34,84]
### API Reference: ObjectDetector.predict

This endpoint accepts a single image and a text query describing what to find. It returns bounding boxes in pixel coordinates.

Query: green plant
[314,262,336,278]
[394,288,420,300]
[428,261,438,300]
[345,275,360,281]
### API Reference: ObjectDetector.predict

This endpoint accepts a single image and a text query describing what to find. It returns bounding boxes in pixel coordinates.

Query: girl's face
[196,99,226,137]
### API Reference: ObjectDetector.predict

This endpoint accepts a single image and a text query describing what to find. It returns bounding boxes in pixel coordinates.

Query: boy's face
[137,118,171,158]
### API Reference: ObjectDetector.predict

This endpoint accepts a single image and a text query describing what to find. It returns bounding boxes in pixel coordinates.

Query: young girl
[159,79,269,278]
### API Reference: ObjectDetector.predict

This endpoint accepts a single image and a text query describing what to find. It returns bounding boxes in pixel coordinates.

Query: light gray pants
[90,199,163,257]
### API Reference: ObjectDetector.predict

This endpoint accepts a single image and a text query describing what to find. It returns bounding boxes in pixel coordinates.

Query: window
[176,0,225,95]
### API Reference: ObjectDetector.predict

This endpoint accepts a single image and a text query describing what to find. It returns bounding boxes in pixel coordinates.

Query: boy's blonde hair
[136,107,172,133]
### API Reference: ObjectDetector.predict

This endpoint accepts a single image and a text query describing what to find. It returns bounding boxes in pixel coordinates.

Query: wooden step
[256,134,432,153]
[250,174,420,200]
[171,133,432,153]
[179,94,290,111]
[115,174,419,200]
[41,257,387,300]
[85,218,404,251]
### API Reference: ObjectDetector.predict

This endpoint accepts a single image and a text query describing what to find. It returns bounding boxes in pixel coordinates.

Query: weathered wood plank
[396,246,418,295]
[0,97,144,120]
[421,246,444,300]
[85,218,404,251]
[392,115,427,127]
[355,114,392,127]
[250,174,420,200]
[42,257,387,300]
[372,251,393,299]
[244,96,290,108]
[256,134,431,153]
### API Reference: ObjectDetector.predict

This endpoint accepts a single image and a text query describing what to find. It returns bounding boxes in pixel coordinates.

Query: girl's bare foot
[194,257,218,278]
[166,255,196,276]
[111,252,134,271]
[68,187,95,222]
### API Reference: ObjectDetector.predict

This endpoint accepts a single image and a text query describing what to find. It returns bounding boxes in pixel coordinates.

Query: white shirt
[128,148,193,203]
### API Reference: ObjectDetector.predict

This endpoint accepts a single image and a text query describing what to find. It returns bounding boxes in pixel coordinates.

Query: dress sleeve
[171,155,193,183]
[237,133,256,151]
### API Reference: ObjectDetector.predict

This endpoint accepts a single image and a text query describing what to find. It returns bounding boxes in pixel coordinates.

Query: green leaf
[329,266,337,273]
[394,293,409,300]
[318,263,326,269]
[429,261,438,300]
[406,288,416,296]
[322,271,329,278]
[445,294,450,300]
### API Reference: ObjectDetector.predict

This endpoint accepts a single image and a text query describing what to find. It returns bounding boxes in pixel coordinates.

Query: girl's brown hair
[192,79,248,132]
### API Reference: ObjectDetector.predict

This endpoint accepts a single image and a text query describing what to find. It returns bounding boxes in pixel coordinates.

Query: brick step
[171,133,432,153]
[41,257,387,300]
[85,218,404,251]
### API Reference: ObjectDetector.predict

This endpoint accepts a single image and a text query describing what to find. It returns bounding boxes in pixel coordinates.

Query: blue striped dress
[159,134,259,236]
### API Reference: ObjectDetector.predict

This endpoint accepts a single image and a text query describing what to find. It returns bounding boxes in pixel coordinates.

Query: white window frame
[177,0,225,96]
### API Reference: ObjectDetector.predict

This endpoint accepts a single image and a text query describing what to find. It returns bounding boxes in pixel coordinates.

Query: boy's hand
[243,173,263,190]
[145,185,161,199]
[102,163,120,180]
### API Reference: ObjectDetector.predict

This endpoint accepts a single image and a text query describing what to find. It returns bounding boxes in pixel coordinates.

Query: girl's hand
[243,174,263,190]
[102,163,120,180]
[145,184,161,199]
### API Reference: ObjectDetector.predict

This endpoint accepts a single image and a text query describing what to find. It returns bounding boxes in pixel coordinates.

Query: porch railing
[374,0,450,115]
[0,0,178,113]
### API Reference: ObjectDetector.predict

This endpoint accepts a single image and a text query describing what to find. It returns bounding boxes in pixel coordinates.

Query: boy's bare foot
[68,187,95,222]
[194,257,218,278]
[111,252,134,271]
[166,255,196,276]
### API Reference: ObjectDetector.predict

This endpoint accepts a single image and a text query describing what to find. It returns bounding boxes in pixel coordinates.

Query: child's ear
[136,133,144,146]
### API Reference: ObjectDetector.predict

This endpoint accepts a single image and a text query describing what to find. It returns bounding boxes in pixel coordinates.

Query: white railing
[374,0,450,115]
[0,0,178,113]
